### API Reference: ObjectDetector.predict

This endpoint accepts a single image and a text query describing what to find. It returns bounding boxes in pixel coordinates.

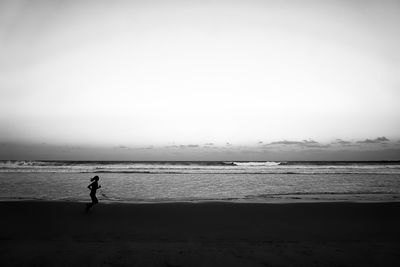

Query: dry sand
[1,201,400,266]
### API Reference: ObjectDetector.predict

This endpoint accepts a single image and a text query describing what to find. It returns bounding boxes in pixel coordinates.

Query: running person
[86,175,101,211]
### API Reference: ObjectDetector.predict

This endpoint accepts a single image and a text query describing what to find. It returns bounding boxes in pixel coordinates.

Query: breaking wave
[1,160,400,174]
[228,161,282,166]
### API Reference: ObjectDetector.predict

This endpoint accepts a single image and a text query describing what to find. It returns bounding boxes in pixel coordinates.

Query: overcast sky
[0,0,399,160]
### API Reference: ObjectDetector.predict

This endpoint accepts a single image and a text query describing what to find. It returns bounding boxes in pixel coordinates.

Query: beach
[1,201,400,266]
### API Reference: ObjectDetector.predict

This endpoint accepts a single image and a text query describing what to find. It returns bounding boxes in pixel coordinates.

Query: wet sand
[1,201,400,266]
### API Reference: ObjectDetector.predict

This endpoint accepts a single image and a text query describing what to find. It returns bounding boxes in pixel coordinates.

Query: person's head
[91,175,99,182]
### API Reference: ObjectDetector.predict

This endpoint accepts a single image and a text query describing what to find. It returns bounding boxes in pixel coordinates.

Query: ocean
[1,160,400,203]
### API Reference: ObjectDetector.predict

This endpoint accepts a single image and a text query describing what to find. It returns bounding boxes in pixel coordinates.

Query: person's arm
[87,182,93,190]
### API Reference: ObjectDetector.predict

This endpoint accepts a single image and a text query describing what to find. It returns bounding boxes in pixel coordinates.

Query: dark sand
[1,201,400,266]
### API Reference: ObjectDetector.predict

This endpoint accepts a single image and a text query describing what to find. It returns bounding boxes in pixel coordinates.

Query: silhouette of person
[86,175,101,212]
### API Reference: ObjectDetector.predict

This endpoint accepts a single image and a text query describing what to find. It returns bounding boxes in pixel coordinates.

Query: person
[86,175,101,212]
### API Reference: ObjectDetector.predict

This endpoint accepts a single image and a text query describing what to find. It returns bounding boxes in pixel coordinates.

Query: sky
[0,0,399,160]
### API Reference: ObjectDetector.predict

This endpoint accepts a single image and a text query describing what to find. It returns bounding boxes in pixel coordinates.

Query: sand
[1,201,400,266]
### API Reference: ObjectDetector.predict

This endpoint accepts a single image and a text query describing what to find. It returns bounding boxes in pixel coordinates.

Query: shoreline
[1,201,400,266]
[1,193,399,204]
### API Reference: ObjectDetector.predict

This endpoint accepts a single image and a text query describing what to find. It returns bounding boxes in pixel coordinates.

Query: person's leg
[89,193,98,207]
[86,192,96,211]
[91,193,98,204]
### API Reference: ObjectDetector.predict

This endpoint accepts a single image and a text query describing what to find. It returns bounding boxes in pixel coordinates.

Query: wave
[229,161,282,166]
[244,192,400,201]
[1,160,400,174]
[2,160,399,167]
[247,191,397,197]
[0,160,236,167]
[1,192,398,203]
[279,161,400,166]
[91,170,398,175]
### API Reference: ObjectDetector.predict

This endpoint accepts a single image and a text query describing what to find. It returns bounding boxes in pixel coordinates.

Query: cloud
[164,145,179,149]
[115,145,129,149]
[302,140,319,145]
[186,144,199,148]
[203,143,218,149]
[268,140,303,146]
[331,139,353,145]
[138,146,154,150]
[357,139,380,144]
[164,144,199,149]
[265,139,330,149]
[376,137,389,142]
[357,136,389,144]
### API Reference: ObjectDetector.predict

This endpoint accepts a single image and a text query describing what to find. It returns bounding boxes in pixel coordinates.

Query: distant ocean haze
[0,161,399,203]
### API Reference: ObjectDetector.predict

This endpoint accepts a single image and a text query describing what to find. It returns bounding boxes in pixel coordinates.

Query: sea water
[0,160,399,202]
